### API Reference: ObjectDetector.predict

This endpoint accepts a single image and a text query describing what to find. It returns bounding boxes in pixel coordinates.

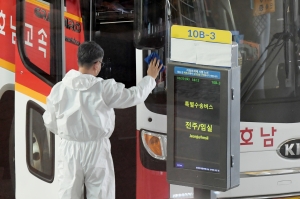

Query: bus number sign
[187,29,215,41]
[171,25,232,44]
[253,0,275,16]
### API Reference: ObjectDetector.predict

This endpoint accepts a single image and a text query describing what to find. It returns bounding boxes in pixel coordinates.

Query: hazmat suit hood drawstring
[62,69,100,91]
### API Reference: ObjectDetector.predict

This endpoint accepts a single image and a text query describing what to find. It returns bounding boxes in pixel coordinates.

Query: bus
[135,0,300,199]
[0,0,136,198]
[0,0,300,199]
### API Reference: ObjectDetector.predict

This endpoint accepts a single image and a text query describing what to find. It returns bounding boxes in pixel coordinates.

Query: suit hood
[62,69,100,91]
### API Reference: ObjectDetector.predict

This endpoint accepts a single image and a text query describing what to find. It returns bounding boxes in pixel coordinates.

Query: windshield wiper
[241,32,291,108]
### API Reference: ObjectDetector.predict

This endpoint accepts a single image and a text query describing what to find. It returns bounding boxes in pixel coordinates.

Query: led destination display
[167,45,240,191]
[174,66,221,173]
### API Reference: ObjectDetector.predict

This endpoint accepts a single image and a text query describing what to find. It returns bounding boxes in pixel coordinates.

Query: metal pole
[194,188,217,199]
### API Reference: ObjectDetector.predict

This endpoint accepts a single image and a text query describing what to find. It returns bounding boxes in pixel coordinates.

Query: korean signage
[240,123,300,160]
[240,126,277,147]
[0,1,16,66]
[174,66,221,173]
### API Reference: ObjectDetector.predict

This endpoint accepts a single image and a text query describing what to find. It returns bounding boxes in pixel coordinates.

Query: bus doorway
[92,1,136,198]
[0,91,15,199]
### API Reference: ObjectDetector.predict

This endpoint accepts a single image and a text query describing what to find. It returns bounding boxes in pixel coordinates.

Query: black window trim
[26,100,55,183]
[16,0,64,86]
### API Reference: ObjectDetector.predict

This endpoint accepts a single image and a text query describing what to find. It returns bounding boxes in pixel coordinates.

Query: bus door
[65,0,137,197]
[14,0,83,198]
[133,0,169,199]
[89,0,137,198]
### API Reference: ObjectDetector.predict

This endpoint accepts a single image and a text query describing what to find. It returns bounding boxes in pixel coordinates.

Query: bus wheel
[9,116,15,193]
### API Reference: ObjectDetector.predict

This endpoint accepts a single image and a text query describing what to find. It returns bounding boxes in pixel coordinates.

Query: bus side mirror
[134,0,166,50]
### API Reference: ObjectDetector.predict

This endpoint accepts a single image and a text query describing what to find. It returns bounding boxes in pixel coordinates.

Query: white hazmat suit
[43,69,156,199]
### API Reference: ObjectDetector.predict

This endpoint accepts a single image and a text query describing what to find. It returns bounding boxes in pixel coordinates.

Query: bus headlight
[141,130,167,160]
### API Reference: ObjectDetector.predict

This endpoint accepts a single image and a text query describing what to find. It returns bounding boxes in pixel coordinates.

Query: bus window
[17,0,64,86]
[143,49,167,115]
[134,0,166,49]
[26,100,54,183]
[142,0,207,115]
[143,0,300,123]
[170,0,209,27]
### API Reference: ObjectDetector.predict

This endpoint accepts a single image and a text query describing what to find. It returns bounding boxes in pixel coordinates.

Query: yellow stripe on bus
[15,83,47,104]
[171,25,232,44]
[26,0,82,22]
[26,0,49,10]
[64,13,82,22]
[0,59,15,72]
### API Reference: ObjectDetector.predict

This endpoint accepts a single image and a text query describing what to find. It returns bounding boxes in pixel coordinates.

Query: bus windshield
[146,0,300,123]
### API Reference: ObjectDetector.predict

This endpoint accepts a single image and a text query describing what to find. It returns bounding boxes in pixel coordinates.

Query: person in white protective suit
[42,41,162,199]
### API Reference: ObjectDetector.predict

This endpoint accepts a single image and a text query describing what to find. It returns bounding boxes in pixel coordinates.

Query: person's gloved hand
[147,58,163,79]
[144,52,165,72]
